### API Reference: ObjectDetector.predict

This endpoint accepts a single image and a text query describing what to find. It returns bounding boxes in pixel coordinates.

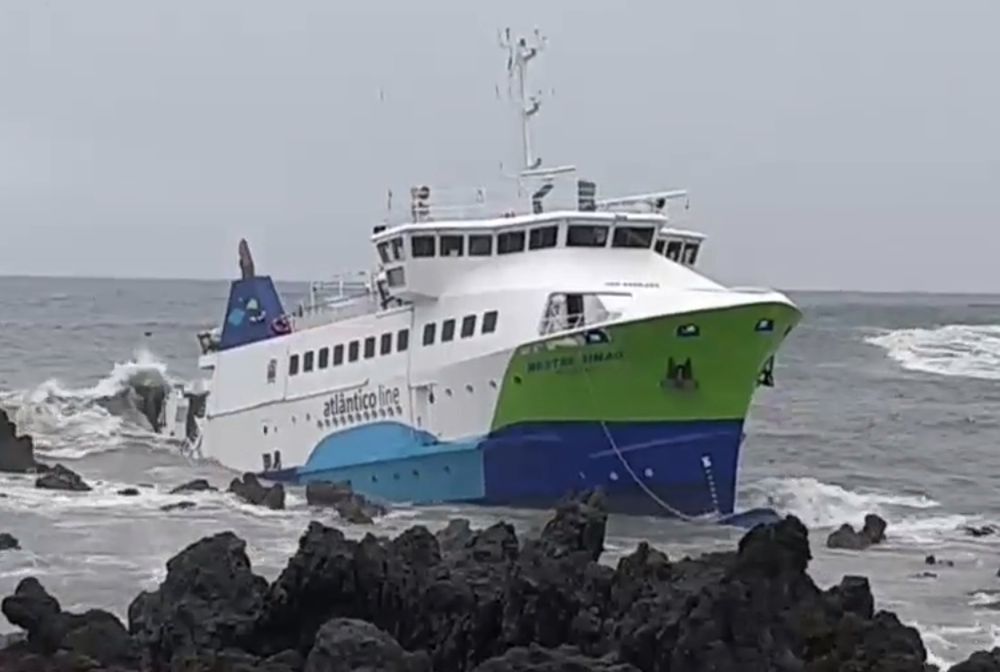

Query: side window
[266,358,277,383]
[380,332,392,355]
[289,354,300,376]
[469,234,493,256]
[654,239,666,254]
[397,329,410,352]
[376,242,391,264]
[389,237,405,261]
[348,341,360,362]
[497,230,526,254]
[528,225,558,250]
[333,344,344,366]
[441,319,456,342]
[461,315,476,338]
[412,235,436,258]
[665,240,682,261]
[422,323,436,346]
[318,347,330,369]
[612,226,655,248]
[566,225,609,247]
[440,235,464,257]
[482,310,498,334]
[303,351,315,373]
[683,243,700,265]
[364,336,376,359]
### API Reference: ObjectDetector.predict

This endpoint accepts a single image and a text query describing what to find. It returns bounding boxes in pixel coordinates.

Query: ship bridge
[370,179,705,304]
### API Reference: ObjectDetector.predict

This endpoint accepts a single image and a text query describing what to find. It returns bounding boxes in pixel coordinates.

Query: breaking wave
[0,348,178,459]
[866,324,1000,380]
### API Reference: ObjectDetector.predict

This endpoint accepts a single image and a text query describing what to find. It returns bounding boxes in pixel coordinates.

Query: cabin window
[364,336,376,359]
[389,237,405,261]
[303,351,315,373]
[469,234,493,256]
[613,226,655,249]
[654,239,666,254]
[528,225,558,250]
[566,224,609,247]
[461,315,476,338]
[422,323,436,346]
[318,347,330,369]
[412,235,436,258]
[397,329,409,352]
[380,332,392,355]
[289,354,300,376]
[376,242,391,264]
[682,242,700,265]
[497,230,526,254]
[665,240,682,260]
[348,341,360,362]
[333,344,344,366]
[386,267,405,288]
[482,310,498,334]
[440,235,464,257]
[441,319,456,342]
[267,359,277,383]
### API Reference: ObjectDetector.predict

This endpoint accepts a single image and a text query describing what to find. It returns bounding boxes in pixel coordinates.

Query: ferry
[164,31,801,519]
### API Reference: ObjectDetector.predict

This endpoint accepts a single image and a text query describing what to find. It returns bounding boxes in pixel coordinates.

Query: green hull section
[491,301,801,429]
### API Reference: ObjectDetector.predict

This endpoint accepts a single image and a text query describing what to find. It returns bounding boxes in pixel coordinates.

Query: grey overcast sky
[1,1,997,292]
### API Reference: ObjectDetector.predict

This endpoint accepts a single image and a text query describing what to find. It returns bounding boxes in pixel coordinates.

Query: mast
[499,28,546,172]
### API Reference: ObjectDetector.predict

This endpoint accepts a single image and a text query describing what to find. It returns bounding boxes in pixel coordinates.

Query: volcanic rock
[0,533,20,551]
[826,512,888,550]
[116,488,140,497]
[161,500,196,512]
[169,478,217,495]
[950,647,1000,671]
[229,473,285,510]
[0,409,38,473]
[304,618,430,672]
[34,464,91,492]
[472,645,640,672]
[305,480,386,524]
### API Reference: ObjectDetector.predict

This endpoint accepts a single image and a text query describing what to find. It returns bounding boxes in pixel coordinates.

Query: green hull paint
[490,301,801,429]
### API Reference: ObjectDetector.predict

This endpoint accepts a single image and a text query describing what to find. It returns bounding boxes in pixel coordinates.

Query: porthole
[466,384,474,393]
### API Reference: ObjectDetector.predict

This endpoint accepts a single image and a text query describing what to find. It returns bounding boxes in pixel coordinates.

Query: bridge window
[380,332,392,355]
[303,351,315,373]
[412,235,435,258]
[376,242,391,264]
[567,224,609,247]
[333,344,344,366]
[442,318,456,342]
[440,235,464,257]
[498,230,526,254]
[422,323,436,346]
[469,234,493,256]
[348,341,359,362]
[318,347,330,369]
[613,226,655,248]
[665,240,682,261]
[461,315,476,338]
[289,354,300,376]
[389,237,405,261]
[528,225,558,250]
[682,242,700,265]
[364,336,376,359]
[386,267,405,288]
[482,310,498,334]
[654,239,666,254]
[397,328,409,352]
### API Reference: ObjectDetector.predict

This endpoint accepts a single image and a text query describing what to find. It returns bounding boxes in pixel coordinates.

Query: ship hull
[250,300,799,519]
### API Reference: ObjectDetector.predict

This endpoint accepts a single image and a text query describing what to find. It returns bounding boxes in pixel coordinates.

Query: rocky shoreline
[0,489,998,671]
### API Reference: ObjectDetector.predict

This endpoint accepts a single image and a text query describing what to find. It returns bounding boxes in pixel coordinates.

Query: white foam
[866,324,1000,380]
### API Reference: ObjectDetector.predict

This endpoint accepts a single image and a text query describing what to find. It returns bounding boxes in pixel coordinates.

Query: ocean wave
[866,324,1000,380]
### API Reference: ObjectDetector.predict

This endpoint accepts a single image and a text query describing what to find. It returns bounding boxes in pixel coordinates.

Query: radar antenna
[499,27,547,172]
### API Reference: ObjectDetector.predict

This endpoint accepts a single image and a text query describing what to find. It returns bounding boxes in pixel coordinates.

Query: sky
[1,0,997,292]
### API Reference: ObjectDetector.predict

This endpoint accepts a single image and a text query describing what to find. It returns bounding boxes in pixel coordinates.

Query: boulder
[826,513,888,550]
[950,647,1000,671]
[0,533,19,551]
[303,618,430,672]
[34,465,91,492]
[436,518,475,556]
[962,525,996,538]
[0,577,136,667]
[117,488,140,497]
[128,530,269,669]
[305,481,386,524]
[229,473,285,510]
[169,478,217,495]
[0,409,38,473]
[161,501,196,512]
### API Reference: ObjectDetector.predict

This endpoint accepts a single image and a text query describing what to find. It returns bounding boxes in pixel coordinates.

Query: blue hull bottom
[265,419,745,519]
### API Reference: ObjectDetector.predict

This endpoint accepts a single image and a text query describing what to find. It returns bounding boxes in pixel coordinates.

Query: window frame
[318,347,330,369]
[412,235,436,258]
[441,318,456,342]
[612,226,655,249]
[460,315,476,338]
[528,225,558,250]
[440,234,465,257]
[497,230,526,254]
[364,336,376,359]
[348,340,360,362]
[397,328,410,352]
[333,344,344,366]
[482,310,498,334]
[468,234,493,256]
[380,332,393,355]
[566,224,610,248]
[303,350,315,373]
[289,354,300,376]
[422,323,436,346]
